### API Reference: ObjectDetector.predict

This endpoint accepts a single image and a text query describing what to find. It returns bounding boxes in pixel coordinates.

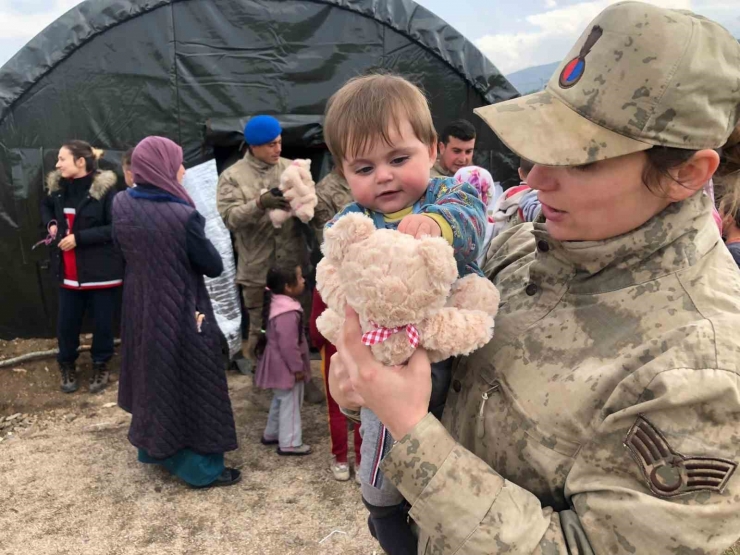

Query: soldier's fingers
[342,305,378,383]
[406,347,431,379]
[329,352,364,408]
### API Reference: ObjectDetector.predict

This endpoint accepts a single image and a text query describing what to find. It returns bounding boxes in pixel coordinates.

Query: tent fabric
[0,0,516,121]
[0,0,518,339]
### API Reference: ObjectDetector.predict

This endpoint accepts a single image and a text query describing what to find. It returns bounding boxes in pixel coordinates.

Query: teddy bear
[264,159,317,228]
[315,213,500,366]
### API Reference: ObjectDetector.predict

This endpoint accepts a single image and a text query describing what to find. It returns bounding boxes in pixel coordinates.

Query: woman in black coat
[41,141,123,394]
[112,136,240,489]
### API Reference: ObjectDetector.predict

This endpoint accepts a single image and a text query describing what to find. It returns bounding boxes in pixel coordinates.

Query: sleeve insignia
[624,415,737,498]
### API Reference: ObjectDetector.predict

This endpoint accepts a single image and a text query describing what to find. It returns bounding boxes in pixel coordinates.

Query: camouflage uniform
[381,192,740,554]
[376,4,740,552]
[217,152,309,359]
[312,171,353,245]
[431,160,452,178]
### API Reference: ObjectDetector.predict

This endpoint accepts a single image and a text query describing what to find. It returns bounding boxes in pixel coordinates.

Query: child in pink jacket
[254,265,312,456]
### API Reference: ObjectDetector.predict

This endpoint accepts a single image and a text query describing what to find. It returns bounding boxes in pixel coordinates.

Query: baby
[323,74,486,554]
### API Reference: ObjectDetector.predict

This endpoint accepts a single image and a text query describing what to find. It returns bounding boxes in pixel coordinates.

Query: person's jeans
[57,287,117,364]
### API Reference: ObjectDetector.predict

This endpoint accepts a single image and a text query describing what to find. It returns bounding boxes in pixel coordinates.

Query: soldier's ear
[664,149,720,203]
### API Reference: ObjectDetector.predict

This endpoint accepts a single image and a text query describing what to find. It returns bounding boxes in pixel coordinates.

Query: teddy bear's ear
[322,213,376,262]
[416,237,458,287]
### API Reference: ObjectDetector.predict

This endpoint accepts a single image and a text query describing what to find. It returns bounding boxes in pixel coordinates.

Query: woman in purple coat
[112,136,240,488]
[255,265,312,456]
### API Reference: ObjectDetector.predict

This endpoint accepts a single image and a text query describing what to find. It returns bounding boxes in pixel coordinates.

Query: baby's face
[341,118,436,214]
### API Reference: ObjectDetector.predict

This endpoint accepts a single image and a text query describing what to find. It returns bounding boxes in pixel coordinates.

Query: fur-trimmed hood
[46,170,117,201]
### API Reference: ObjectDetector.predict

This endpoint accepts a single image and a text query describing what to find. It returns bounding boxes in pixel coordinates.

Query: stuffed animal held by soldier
[264,159,317,228]
[315,213,500,366]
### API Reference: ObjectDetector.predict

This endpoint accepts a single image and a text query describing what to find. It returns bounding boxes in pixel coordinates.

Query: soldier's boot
[240,334,260,374]
[231,353,252,376]
[89,362,110,394]
[59,362,79,394]
[304,378,326,405]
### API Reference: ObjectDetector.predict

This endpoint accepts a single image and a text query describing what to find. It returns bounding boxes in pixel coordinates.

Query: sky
[0,0,737,75]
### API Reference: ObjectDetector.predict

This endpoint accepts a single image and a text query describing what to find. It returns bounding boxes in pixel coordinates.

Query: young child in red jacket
[309,288,362,481]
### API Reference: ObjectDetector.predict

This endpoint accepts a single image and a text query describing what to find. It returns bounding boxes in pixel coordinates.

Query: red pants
[320,344,361,464]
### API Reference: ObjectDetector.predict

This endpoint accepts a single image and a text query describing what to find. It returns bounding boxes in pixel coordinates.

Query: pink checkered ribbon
[362,322,420,348]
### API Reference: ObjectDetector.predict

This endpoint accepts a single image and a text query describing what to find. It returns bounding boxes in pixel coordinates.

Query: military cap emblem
[624,416,737,498]
[559,25,603,89]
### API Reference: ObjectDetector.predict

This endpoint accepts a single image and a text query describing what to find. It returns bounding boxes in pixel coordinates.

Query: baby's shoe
[331,459,350,481]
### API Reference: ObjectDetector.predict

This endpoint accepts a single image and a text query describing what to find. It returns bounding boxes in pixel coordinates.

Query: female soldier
[41,141,122,394]
[330,3,740,553]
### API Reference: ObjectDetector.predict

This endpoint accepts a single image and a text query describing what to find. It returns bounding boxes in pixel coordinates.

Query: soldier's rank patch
[624,416,737,498]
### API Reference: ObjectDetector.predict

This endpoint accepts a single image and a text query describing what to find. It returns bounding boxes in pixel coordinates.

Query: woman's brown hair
[716,126,740,228]
[61,140,104,173]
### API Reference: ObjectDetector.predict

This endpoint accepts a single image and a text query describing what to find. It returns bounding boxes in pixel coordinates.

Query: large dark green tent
[0,0,518,339]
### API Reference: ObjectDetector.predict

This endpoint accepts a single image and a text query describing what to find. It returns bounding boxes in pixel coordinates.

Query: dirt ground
[2,339,739,555]
[0,339,379,555]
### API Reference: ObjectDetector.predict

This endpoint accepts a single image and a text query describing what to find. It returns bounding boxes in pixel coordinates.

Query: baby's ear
[322,213,376,263]
[416,236,458,288]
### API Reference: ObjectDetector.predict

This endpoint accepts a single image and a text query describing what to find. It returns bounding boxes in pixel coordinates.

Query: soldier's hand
[329,352,364,411]
[259,189,290,211]
[397,214,442,239]
[337,305,431,440]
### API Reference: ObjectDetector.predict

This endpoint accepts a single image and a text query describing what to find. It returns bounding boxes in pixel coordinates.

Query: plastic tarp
[182,159,242,358]
[0,0,518,339]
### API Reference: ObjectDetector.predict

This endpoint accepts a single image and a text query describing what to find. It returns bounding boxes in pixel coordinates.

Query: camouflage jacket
[217,152,308,287]
[381,192,740,554]
[431,159,453,178]
[311,171,353,244]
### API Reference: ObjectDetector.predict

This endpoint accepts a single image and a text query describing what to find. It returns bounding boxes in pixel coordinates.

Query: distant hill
[505,61,560,94]
[505,39,739,93]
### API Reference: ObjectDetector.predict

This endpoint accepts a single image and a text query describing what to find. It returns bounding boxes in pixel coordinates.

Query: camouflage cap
[475,1,740,166]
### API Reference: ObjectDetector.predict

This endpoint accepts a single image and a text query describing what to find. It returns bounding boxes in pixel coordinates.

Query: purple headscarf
[131,136,195,207]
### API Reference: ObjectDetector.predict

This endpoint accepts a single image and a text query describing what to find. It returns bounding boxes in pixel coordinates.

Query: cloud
[476,0,693,74]
[545,0,558,7]
[0,0,83,40]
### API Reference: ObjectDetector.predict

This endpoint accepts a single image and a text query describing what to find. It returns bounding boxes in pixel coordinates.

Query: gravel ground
[0,340,378,555]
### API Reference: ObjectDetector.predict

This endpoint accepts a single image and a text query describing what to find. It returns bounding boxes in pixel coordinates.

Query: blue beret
[244,115,282,146]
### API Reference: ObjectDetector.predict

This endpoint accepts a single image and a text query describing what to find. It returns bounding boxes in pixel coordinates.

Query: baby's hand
[397,214,441,239]
[195,311,205,333]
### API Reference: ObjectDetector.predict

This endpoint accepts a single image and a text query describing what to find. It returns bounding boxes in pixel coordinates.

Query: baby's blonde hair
[324,74,437,175]
[716,125,740,228]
